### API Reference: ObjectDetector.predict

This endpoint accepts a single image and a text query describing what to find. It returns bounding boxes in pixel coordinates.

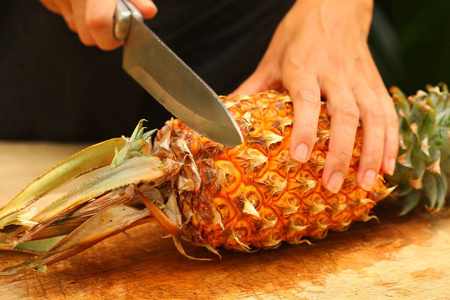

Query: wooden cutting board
[0,141,449,299]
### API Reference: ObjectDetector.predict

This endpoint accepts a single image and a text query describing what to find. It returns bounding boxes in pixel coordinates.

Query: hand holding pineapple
[234,0,399,195]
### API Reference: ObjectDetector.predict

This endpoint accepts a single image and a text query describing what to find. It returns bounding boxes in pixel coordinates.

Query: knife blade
[114,0,243,146]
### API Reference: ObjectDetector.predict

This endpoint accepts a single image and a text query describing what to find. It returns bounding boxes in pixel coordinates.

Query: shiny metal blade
[122,17,243,146]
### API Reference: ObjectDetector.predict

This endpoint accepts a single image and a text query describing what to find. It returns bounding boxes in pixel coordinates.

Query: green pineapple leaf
[422,172,438,209]
[399,189,421,216]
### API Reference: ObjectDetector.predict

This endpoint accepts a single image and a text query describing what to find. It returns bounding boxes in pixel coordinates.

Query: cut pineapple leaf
[0,155,172,237]
[14,236,66,253]
[1,205,151,276]
[0,138,126,226]
[32,156,169,225]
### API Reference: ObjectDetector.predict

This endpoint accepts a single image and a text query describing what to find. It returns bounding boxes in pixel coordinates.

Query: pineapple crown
[389,83,449,215]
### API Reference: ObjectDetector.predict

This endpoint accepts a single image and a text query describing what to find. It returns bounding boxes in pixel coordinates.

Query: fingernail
[387,158,396,176]
[326,172,344,194]
[361,169,376,191]
[293,143,309,163]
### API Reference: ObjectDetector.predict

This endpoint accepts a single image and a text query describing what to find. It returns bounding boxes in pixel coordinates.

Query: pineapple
[0,84,448,275]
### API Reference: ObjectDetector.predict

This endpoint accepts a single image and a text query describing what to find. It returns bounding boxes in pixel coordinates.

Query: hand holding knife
[113,0,243,146]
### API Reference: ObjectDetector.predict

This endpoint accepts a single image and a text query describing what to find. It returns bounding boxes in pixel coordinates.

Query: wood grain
[0,142,449,299]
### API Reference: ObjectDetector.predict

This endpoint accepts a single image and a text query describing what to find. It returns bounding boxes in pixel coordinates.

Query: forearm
[291,0,374,31]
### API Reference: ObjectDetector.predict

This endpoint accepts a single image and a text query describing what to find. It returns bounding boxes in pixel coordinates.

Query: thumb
[230,66,280,97]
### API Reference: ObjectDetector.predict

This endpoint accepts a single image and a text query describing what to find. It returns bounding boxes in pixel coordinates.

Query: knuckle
[86,13,109,30]
[80,38,95,47]
[367,120,385,140]
[63,17,77,32]
[295,89,320,106]
[336,147,353,162]
[360,151,383,171]
[98,42,121,51]
[78,33,94,46]
[67,24,77,32]
[388,129,399,145]
[297,119,317,132]
[368,149,383,160]
[387,111,399,128]
[338,103,360,125]
[376,86,391,99]
[368,105,386,122]
[284,56,304,70]
[385,123,399,153]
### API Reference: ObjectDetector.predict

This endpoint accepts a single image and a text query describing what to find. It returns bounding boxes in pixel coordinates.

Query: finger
[39,0,61,14]
[129,0,158,19]
[53,0,77,32]
[321,82,360,193]
[232,72,269,96]
[354,85,385,191]
[71,0,96,46]
[382,101,399,175]
[85,0,123,50]
[371,83,399,176]
[285,70,321,163]
[364,51,399,175]
[373,83,399,176]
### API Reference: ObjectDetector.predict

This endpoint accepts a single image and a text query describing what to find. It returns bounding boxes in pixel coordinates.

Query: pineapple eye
[214,160,242,194]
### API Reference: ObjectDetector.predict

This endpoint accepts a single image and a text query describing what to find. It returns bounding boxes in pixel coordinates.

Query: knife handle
[114,0,144,41]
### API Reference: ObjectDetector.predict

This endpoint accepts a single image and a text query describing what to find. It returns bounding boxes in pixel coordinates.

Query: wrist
[291,0,374,39]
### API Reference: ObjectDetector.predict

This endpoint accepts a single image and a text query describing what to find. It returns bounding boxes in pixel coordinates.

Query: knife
[113,0,243,146]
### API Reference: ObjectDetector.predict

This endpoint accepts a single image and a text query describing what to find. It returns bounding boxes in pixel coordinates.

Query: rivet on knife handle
[114,0,143,41]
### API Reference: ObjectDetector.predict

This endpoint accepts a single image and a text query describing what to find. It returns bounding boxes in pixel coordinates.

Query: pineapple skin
[154,91,389,251]
[0,87,447,275]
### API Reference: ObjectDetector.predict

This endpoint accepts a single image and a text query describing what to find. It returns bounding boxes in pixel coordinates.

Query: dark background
[370,0,450,94]
[0,0,448,142]
[0,0,293,141]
